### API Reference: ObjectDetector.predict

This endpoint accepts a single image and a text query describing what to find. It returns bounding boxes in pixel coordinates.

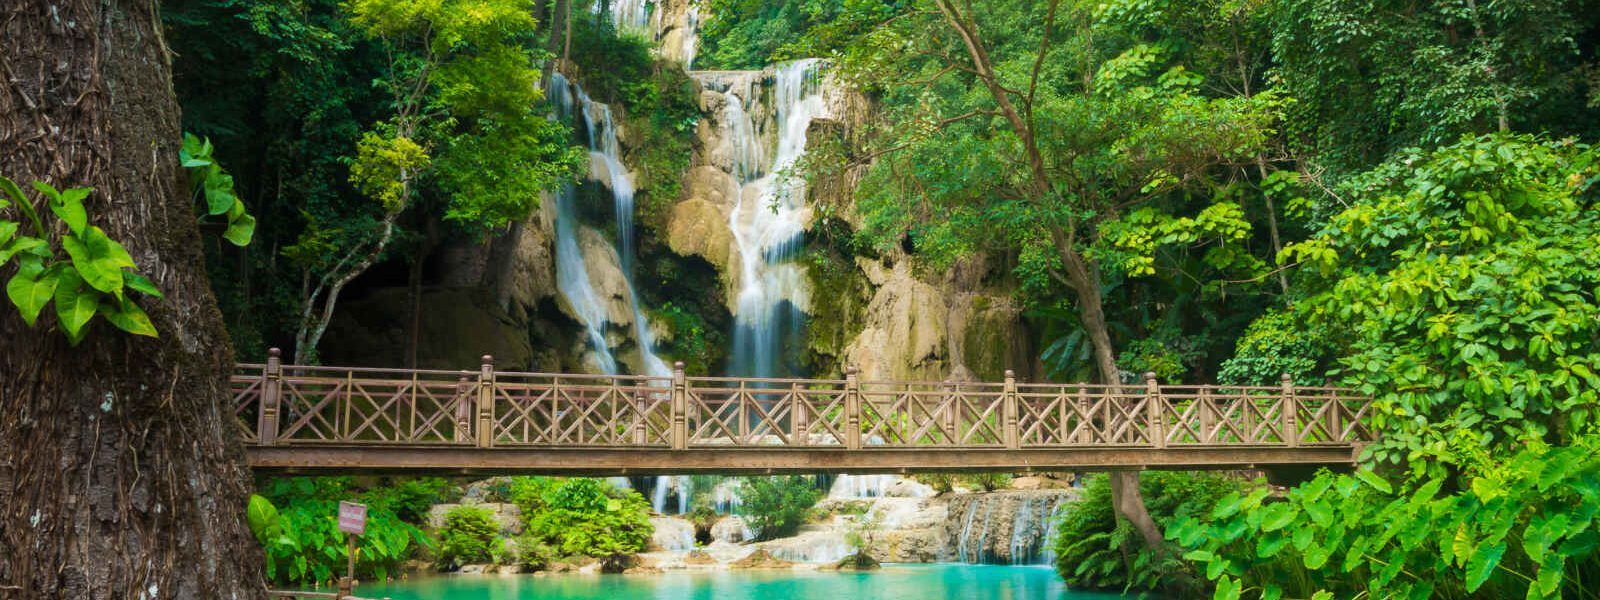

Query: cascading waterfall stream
[723,59,828,378]
[550,72,686,512]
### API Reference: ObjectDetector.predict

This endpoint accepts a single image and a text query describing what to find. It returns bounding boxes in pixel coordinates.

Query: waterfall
[608,0,653,32]
[681,4,699,70]
[948,490,1075,565]
[723,59,829,378]
[827,474,899,499]
[552,72,688,511]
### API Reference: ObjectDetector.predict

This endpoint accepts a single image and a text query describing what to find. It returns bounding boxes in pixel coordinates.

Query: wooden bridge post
[1003,370,1019,449]
[633,391,647,445]
[791,382,808,446]
[1145,372,1165,449]
[476,355,495,448]
[671,362,687,450]
[1281,374,1299,447]
[455,372,473,444]
[258,348,282,446]
[845,366,862,450]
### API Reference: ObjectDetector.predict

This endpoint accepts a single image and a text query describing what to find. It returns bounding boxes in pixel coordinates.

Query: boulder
[821,551,880,571]
[710,515,754,544]
[729,548,795,569]
[667,197,737,272]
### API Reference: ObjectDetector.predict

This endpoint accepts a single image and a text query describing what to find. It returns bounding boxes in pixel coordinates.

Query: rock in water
[729,548,795,569]
[823,551,881,571]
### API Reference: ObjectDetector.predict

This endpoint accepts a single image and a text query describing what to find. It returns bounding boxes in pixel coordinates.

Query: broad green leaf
[99,295,158,338]
[29,181,61,202]
[124,271,162,298]
[54,269,98,343]
[48,187,90,236]
[1356,469,1393,494]
[1302,543,1331,569]
[60,226,134,295]
[223,213,255,246]
[0,221,16,249]
[1260,503,1297,532]
[0,236,46,265]
[247,494,280,537]
[1464,541,1506,592]
[204,173,236,215]
[6,257,55,326]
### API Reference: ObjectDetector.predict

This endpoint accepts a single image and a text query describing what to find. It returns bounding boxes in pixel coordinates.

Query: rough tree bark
[0,0,265,598]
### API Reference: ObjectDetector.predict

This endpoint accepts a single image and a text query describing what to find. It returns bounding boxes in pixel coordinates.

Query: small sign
[338,501,367,535]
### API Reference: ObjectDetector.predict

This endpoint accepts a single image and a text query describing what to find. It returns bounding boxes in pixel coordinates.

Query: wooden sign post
[337,501,367,598]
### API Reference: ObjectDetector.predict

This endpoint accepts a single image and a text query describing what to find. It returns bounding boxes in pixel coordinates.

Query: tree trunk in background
[0,0,265,597]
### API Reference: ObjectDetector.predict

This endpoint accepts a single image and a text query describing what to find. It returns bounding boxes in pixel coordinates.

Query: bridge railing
[233,350,1373,450]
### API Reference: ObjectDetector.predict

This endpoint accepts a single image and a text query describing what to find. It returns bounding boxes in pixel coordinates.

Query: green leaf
[1260,503,1298,532]
[6,257,56,326]
[0,176,24,207]
[1465,541,1506,592]
[48,187,90,236]
[1356,469,1393,495]
[99,295,158,338]
[0,236,47,265]
[204,173,236,215]
[29,180,61,202]
[247,494,280,537]
[60,226,134,295]
[54,269,99,343]
[124,271,162,298]
[223,213,255,246]
[0,221,17,249]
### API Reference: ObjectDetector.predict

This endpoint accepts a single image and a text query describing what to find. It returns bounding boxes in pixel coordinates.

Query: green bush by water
[740,475,823,540]
[436,505,499,568]
[1051,472,1249,595]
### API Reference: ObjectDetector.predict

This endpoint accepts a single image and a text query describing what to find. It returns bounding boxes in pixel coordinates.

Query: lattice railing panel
[231,357,1375,452]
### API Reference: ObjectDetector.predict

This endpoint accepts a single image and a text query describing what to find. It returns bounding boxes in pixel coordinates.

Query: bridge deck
[233,351,1373,474]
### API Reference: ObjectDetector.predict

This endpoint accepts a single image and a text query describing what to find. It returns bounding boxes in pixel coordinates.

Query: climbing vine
[0,175,161,343]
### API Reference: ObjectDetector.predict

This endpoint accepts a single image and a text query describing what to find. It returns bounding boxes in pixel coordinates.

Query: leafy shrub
[367,477,453,524]
[511,531,557,570]
[960,472,1013,492]
[521,478,654,570]
[740,475,822,540]
[1216,309,1328,386]
[914,473,957,494]
[436,505,499,567]
[1273,134,1600,470]
[1174,438,1600,599]
[246,485,429,585]
[1052,472,1247,594]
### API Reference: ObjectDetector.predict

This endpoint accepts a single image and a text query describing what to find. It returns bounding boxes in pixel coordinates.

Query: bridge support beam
[245,445,1362,476]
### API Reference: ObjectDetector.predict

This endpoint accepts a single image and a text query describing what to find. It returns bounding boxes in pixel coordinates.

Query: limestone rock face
[667,196,737,272]
[840,255,1030,382]
[711,515,754,544]
[574,226,635,328]
[491,195,558,321]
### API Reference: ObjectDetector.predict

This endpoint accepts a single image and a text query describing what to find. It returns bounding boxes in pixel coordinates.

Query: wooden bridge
[232,350,1373,475]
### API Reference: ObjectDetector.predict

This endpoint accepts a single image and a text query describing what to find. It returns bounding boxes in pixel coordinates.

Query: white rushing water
[551,72,689,512]
[722,59,829,378]
[606,0,699,69]
[950,492,1071,565]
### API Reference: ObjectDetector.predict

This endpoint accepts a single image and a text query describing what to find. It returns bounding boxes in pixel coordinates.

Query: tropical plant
[1274,134,1600,472]
[1052,472,1247,594]
[520,478,654,570]
[180,133,254,246]
[1,176,162,344]
[436,505,500,567]
[740,475,822,540]
[1172,436,1600,599]
[245,492,429,585]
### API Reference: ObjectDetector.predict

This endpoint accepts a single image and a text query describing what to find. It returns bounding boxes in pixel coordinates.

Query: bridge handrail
[232,349,1373,451]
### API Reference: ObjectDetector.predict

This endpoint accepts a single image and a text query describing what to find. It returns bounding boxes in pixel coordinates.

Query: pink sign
[338,501,367,535]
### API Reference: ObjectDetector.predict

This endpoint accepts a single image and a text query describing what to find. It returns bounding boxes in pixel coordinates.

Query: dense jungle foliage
[158,0,1600,595]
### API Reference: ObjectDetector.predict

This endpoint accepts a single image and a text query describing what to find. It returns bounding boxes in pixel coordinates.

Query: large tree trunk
[0,0,265,598]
